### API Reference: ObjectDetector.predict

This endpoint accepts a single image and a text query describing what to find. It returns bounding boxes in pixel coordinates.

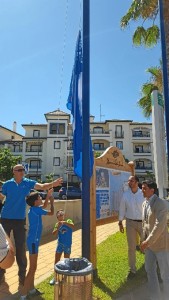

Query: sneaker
[49,278,55,285]
[29,289,44,296]
[127,271,136,279]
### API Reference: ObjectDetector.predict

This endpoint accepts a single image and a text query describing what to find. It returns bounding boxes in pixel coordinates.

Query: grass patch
[35,232,146,300]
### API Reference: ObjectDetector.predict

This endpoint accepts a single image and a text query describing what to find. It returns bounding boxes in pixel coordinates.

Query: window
[54,141,61,149]
[93,143,104,150]
[30,160,41,168]
[50,123,65,134]
[116,141,123,150]
[136,161,144,169]
[53,157,60,166]
[115,125,123,138]
[135,145,143,153]
[33,130,40,138]
[93,127,103,134]
[31,144,41,152]
[13,144,22,152]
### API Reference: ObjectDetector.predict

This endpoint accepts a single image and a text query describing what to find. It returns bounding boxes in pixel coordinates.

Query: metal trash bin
[54,257,93,300]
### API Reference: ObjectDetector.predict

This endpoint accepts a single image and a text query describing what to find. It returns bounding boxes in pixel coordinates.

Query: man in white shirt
[118,175,144,278]
[0,224,15,269]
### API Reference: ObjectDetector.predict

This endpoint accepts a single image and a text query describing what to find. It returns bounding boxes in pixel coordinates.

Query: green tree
[0,148,22,181]
[45,173,54,183]
[137,64,163,118]
[121,0,159,47]
[121,1,169,117]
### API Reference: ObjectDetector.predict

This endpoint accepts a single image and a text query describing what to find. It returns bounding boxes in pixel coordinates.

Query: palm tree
[121,0,159,47]
[121,0,169,118]
[137,65,163,118]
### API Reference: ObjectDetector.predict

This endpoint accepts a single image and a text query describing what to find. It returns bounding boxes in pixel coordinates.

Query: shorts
[56,243,71,255]
[27,240,39,254]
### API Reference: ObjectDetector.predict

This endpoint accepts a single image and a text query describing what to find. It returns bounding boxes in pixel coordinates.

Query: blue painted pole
[159,0,169,171]
[82,0,90,260]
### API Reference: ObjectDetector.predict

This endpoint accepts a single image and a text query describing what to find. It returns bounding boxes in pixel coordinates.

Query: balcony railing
[134,150,151,154]
[90,130,110,134]
[67,146,73,150]
[132,132,150,138]
[93,147,107,151]
[26,148,42,152]
[135,166,152,170]
[115,131,124,138]
[29,165,42,169]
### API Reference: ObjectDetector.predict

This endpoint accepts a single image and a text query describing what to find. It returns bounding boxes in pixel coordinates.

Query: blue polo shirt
[57,220,73,247]
[27,206,48,243]
[1,178,36,219]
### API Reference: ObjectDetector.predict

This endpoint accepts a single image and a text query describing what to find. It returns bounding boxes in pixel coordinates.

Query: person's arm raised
[34,178,63,191]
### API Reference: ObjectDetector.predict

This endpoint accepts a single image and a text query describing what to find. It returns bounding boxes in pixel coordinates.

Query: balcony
[90,130,110,135]
[115,131,124,138]
[67,146,73,150]
[133,149,151,155]
[132,131,150,138]
[26,147,42,153]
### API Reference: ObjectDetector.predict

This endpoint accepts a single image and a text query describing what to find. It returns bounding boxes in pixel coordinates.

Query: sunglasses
[14,169,25,172]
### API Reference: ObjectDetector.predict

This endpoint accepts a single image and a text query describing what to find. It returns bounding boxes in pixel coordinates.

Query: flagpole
[82,0,90,260]
[159,0,169,172]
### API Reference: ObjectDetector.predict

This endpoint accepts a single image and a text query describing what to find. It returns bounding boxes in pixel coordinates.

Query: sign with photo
[96,167,131,219]
[95,147,133,221]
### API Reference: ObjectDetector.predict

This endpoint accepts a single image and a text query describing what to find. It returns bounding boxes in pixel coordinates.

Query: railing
[93,148,107,151]
[115,131,124,138]
[67,146,73,150]
[134,150,151,153]
[26,148,42,152]
[29,165,42,169]
[135,166,152,170]
[132,132,150,138]
[91,130,110,134]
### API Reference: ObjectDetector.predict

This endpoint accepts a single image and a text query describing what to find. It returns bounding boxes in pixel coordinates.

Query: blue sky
[0,0,161,135]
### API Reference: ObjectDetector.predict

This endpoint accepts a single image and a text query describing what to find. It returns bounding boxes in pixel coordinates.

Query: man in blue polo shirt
[0,164,63,287]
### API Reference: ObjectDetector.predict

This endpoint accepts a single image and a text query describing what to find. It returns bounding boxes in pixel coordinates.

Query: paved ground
[0,222,119,299]
[0,221,150,300]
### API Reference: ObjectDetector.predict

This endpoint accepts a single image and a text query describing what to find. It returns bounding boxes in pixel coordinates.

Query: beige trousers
[126,218,143,273]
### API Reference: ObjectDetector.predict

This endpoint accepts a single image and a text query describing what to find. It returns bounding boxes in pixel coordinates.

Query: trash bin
[54,257,93,300]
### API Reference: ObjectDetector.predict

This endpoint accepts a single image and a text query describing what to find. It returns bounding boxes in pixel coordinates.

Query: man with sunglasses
[0,164,63,287]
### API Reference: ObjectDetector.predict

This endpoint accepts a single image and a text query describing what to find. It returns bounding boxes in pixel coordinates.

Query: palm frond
[144,25,160,47]
[132,26,146,46]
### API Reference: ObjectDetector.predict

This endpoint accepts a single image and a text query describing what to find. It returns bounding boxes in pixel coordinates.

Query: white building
[0,110,154,183]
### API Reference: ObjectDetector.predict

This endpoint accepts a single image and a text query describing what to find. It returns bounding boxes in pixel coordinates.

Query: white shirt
[119,188,144,221]
[0,224,9,262]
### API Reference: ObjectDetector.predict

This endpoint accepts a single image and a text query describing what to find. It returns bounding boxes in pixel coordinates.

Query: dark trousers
[0,218,27,283]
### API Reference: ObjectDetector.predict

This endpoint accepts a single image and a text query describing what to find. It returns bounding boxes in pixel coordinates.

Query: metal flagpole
[159,0,169,172]
[82,0,90,260]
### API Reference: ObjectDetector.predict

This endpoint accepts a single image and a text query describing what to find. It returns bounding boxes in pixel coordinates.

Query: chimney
[13,121,17,132]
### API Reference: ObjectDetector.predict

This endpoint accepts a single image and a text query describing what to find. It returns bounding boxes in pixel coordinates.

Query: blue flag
[67,31,93,178]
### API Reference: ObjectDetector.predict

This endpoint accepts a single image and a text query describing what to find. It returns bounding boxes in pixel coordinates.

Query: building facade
[0,110,154,183]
